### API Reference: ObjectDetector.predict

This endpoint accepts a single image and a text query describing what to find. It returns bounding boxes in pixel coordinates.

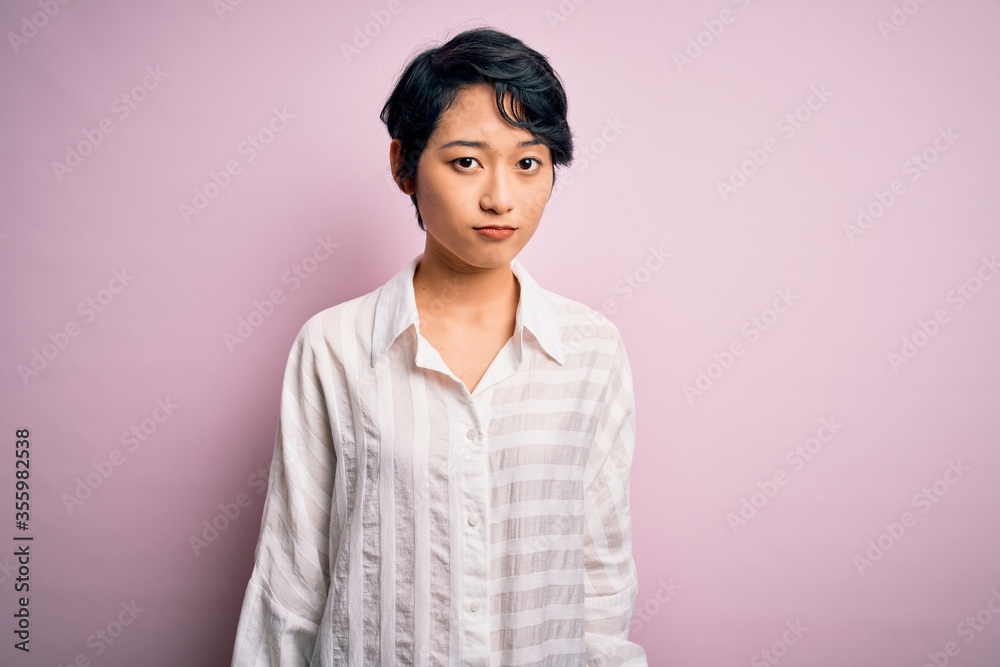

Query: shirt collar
[371,253,565,368]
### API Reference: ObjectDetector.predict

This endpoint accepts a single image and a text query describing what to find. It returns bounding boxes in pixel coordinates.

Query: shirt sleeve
[232,321,336,667]
[583,339,648,666]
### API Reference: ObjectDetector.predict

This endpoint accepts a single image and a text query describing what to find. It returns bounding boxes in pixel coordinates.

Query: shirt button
[466,428,479,440]
[467,514,480,527]
[469,599,481,612]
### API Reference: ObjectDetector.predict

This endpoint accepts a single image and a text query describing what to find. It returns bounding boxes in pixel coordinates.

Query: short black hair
[380,27,574,230]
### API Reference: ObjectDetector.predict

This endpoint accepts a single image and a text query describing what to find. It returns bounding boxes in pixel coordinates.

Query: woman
[231,27,646,666]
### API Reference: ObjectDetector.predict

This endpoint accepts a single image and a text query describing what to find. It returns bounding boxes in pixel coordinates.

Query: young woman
[232,27,646,666]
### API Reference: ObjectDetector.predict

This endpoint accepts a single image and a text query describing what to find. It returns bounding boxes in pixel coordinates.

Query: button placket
[458,403,489,659]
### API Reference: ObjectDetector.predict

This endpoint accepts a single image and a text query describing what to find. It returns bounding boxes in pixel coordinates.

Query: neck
[412,245,519,320]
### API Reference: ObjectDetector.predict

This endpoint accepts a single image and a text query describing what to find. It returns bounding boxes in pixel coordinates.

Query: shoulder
[514,258,625,356]
[287,283,383,358]
[539,290,636,425]
[542,287,626,354]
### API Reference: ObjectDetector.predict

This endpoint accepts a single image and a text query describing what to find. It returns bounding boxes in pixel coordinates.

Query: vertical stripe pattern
[231,255,647,667]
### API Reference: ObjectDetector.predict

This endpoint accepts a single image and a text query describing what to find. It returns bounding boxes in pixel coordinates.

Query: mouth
[473,225,517,239]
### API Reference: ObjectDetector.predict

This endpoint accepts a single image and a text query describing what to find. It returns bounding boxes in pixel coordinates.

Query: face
[390,83,554,271]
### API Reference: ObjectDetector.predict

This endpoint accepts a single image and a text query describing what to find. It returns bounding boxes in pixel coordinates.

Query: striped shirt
[231,253,647,666]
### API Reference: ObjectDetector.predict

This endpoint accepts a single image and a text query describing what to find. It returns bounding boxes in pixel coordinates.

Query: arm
[232,321,336,667]
[583,340,648,666]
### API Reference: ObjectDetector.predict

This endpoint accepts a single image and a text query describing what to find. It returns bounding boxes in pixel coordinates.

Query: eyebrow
[436,138,544,151]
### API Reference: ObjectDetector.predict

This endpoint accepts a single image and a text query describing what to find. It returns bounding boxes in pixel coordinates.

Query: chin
[427,228,527,266]
[461,249,510,265]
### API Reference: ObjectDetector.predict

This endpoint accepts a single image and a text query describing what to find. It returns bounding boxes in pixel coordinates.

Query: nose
[480,169,514,214]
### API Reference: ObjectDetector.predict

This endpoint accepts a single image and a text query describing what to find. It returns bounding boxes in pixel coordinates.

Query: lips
[474,226,516,239]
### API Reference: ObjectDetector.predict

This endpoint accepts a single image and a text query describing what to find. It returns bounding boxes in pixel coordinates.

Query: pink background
[3,1,1000,665]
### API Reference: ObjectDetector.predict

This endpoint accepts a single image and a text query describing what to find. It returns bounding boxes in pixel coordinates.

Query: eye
[517,157,543,172]
[452,157,479,171]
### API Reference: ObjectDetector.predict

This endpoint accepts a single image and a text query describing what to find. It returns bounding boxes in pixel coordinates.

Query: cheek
[413,178,445,221]
[417,169,469,213]
[520,181,552,223]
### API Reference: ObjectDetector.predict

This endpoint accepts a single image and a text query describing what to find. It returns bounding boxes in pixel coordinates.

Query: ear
[389,139,416,195]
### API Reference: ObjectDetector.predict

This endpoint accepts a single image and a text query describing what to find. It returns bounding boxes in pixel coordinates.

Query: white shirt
[231,254,647,666]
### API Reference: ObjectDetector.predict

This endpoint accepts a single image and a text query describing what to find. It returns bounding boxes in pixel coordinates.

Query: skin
[388,82,555,392]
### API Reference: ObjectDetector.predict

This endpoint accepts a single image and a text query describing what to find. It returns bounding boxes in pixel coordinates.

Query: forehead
[431,83,537,145]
